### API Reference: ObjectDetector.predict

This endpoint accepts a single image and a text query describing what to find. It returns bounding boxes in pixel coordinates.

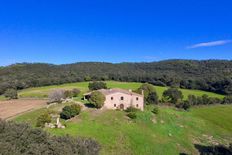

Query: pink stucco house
[84,88,144,111]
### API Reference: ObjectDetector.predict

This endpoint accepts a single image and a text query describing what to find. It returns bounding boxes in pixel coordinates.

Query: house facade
[84,88,144,111]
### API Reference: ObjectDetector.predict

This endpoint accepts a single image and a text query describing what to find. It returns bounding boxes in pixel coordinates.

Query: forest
[0,59,232,95]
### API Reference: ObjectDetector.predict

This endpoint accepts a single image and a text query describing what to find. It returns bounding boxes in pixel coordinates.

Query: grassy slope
[18,81,224,99]
[14,104,232,155]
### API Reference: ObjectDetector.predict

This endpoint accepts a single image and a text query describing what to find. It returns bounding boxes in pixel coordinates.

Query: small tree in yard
[36,112,52,127]
[162,88,183,104]
[89,91,105,108]
[4,89,18,99]
[60,104,81,120]
[137,83,155,98]
[146,92,159,104]
[48,89,65,103]
[88,81,107,90]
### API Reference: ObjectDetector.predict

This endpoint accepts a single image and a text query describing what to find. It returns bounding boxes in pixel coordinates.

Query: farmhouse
[84,88,144,111]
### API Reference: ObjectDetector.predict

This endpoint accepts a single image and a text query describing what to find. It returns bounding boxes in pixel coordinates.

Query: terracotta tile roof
[84,88,143,97]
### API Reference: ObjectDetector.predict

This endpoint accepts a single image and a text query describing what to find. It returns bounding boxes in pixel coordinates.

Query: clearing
[0,99,47,120]
[16,81,224,99]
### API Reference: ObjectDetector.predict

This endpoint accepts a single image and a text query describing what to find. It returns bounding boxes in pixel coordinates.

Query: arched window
[136,104,139,107]
[121,96,124,100]
[111,97,114,100]
[136,97,139,101]
[114,104,116,107]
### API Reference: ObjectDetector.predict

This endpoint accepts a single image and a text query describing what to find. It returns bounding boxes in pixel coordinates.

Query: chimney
[141,90,144,96]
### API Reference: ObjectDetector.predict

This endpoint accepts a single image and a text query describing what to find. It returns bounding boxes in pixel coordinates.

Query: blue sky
[0,0,232,66]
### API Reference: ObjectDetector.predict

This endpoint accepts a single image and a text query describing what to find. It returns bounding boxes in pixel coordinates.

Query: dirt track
[0,99,47,120]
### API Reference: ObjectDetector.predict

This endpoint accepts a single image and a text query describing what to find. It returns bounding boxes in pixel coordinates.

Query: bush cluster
[88,81,107,90]
[88,91,105,108]
[0,120,100,155]
[60,104,81,120]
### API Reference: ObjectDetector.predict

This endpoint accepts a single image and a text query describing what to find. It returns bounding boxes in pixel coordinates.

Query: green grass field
[17,81,224,99]
[14,104,232,155]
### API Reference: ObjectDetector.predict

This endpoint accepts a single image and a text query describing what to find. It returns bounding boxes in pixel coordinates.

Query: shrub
[127,112,137,119]
[146,92,159,104]
[36,112,52,127]
[152,106,159,114]
[72,88,81,97]
[162,88,183,104]
[48,89,65,103]
[60,104,81,120]
[222,96,232,104]
[4,89,18,99]
[177,101,191,110]
[125,106,139,112]
[88,81,107,90]
[0,120,100,155]
[89,91,105,108]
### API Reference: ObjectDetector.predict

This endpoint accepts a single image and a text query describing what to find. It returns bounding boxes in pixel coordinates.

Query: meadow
[14,103,232,155]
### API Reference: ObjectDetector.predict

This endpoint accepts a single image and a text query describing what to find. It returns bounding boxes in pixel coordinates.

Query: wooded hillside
[0,60,232,95]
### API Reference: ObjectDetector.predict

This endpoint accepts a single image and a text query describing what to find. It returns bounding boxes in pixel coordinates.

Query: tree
[36,112,52,127]
[60,104,81,120]
[89,91,105,108]
[137,83,155,98]
[162,88,183,104]
[4,89,18,99]
[48,89,65,103]
[146,92,159,104]
[88,81,107,90]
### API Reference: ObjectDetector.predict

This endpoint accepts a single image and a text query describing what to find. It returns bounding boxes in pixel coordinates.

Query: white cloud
[187,40,232,49]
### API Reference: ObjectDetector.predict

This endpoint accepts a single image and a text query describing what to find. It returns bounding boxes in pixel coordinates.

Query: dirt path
[0,99,47,120]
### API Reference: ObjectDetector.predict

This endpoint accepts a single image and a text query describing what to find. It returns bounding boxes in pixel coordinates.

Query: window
[136,97,139,101]
[114,104,116,107]
[111,97,114,100]
[136,104,139,107]
[121,96,124,100]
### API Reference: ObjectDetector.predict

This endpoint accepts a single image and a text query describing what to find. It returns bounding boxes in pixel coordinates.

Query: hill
[0,60,232,96]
